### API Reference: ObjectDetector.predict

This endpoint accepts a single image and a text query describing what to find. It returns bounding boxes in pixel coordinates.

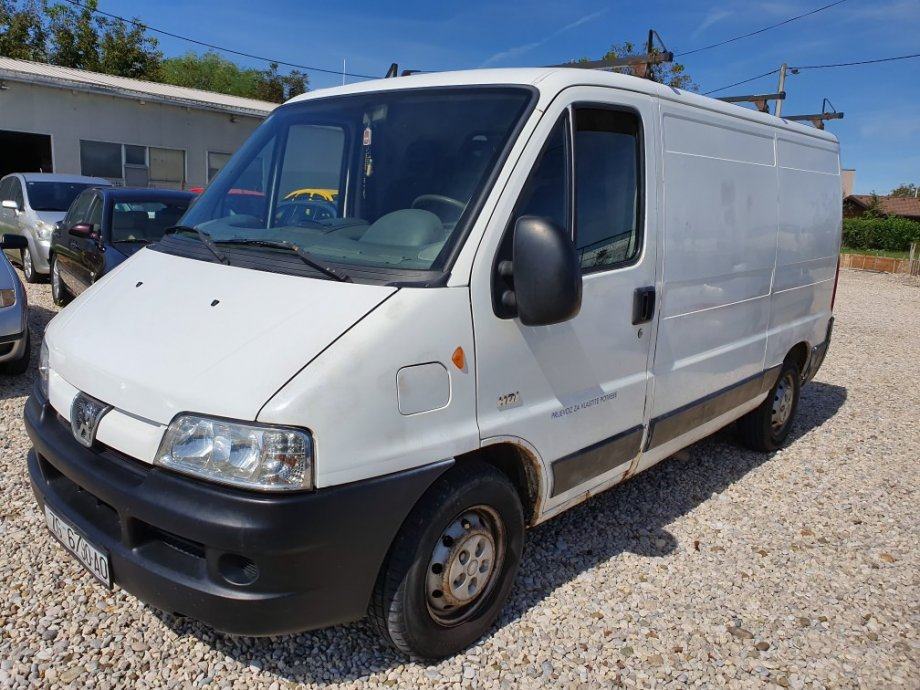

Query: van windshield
[180,87,533,276]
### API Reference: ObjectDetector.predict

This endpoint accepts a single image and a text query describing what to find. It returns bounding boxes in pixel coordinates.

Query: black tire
[369,460,524,659]
[737,358,801,452]
[0,330,31,376]
[51,256,71,307]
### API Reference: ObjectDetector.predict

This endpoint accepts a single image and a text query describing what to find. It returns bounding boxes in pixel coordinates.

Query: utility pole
[775,63,788,117]
[342,58,346,86]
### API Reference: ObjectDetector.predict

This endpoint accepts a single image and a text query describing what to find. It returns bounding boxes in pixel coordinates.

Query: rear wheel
[737,358,801,452]
[369,461,524,659]
[51,256,71,307]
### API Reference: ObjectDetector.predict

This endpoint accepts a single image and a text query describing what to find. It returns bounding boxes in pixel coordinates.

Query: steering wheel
[411,194,466,213]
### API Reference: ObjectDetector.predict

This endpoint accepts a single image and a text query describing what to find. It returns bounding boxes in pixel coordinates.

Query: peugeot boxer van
[26,68,839,658]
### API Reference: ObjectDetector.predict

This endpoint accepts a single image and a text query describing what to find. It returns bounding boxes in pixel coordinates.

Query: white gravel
[1,268,917,689]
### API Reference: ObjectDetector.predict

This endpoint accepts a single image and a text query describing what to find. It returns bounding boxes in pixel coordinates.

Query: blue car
[0,234,30,375]
[49,187,195,306]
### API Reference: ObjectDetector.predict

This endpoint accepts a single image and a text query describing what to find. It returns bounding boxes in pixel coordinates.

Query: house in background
[0,57,276,189]
[841,168,855,197]
[843,194,920,221]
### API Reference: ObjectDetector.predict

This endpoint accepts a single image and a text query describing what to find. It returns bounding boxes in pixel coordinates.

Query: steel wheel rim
[426,505,505,626]
[771,372,795,432]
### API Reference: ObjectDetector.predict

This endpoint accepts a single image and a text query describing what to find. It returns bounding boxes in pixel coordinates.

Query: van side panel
[766,133,841,369]
[651,107,778,424]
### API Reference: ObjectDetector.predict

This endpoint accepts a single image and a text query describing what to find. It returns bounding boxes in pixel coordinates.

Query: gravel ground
[1,268,917,689]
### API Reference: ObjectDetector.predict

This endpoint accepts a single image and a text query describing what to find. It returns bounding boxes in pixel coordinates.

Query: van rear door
[471,87,660,512]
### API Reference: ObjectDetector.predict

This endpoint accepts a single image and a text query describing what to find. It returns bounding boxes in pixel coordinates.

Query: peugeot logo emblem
[71,393,111,448]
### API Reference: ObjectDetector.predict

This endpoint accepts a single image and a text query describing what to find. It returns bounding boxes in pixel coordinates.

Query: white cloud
[480,8,609,67]
[692,8,734,39]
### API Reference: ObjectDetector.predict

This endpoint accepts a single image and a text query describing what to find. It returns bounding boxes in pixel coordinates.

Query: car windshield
[111,198,192,243]
[180,87,533,274]
[26,182,100,211]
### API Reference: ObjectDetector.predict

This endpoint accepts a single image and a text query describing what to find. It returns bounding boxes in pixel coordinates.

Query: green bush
[842,216,920,252]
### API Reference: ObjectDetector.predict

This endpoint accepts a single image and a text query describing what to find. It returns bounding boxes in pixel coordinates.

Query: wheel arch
[785,341,810,379]
[455,439,546,526]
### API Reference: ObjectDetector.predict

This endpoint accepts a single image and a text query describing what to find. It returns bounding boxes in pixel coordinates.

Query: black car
[50,187,195,306]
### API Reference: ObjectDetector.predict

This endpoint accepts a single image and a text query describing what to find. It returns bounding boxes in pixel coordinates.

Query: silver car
[0,173,111,282]
[0,234,30,375]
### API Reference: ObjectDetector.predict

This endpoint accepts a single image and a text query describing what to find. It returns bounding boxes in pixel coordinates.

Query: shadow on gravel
[0,304,57,403]
[154,380,847,685]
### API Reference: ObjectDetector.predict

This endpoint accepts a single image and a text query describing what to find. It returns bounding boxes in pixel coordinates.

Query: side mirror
[69,223,94,238]
[54,220,64,231]
[0,234,28,250]
[1,199,19,211]
[499,216,582,327]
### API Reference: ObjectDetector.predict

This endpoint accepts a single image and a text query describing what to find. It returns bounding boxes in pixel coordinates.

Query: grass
[841,247,910,260]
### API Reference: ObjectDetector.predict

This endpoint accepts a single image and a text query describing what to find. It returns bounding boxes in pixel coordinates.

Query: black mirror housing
[0,233,29,250]
[507,216,582,326]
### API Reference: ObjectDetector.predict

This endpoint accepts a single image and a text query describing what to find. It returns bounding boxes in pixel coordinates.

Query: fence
[841,243,920,275]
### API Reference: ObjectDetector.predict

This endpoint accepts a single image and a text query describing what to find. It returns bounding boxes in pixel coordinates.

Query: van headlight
[38,340,50,399]
[154,415,313,491]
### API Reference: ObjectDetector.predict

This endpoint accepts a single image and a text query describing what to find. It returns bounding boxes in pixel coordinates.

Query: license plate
[44,504,112,588]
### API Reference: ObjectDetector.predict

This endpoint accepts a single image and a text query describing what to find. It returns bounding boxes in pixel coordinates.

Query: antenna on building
[549,29,674,82]
[784,98,844,129]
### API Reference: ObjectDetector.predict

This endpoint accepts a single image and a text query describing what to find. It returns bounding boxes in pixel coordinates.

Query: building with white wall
[0,57,276,189]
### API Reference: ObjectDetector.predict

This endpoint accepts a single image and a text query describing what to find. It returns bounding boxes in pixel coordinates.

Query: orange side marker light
[451,346,466,371]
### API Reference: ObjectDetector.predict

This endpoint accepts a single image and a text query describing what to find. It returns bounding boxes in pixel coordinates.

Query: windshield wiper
[218,238,352,282]
[164,225,230,265]
[112,238,151,245]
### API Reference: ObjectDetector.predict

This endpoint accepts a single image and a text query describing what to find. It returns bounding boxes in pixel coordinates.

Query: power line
[703,52,920,95]
[703,69,779,96]
[792,52,920,69]
[676,0,849,57]
[59,0,379,80]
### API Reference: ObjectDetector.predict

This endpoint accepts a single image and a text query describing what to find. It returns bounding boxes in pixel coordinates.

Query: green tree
[578,40,697,91]
[0,0,47,61]
[251,62,308,103]
[158,51,262,97]
[890,183,918,198]
[97,16,161,79]
[44,0,102,71]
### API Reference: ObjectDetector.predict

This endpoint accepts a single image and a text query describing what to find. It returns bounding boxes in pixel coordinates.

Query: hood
[47,249,396,424]
[35,211,66,225]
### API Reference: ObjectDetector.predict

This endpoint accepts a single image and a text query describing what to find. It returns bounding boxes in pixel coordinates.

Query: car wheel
[21,247,39,283]
[0,330,31,376]
[369,460,524,659]
[51,257,71,307]
[737,358,801,452]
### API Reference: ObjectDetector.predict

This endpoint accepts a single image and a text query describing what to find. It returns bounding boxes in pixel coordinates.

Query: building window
[149,147,186,188]
[208,152,231,182]
[79,141,185,188]
[80,140,123,179]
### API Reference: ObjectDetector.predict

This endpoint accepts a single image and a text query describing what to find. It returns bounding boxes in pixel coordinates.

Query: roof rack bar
[718,92,786,113]
[549,29,673,81]
[784,99,844,130]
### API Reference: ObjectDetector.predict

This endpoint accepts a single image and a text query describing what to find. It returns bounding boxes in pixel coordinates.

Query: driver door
[471,87,661,514]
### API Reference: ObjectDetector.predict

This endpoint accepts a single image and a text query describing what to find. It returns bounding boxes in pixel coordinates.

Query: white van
[26,68,840,658]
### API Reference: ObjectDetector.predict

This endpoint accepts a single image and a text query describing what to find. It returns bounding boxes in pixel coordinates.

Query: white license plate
[44,504,112,588]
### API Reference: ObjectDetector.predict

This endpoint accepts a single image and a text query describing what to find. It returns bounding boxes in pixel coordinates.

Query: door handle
[632,286,656,325]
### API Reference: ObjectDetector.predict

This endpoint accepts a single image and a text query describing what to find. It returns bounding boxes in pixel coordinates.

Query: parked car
[25,69,840,658]
[0,234,30,375]
[49,187,194,306]
[0,173,112,283]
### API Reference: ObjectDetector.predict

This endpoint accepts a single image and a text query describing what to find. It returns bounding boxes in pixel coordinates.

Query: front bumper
[0,329,28,364]
[25,391,451,635]
[32,238,51,274]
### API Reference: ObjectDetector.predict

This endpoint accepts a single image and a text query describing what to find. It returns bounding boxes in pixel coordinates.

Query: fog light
[217,553,259,586]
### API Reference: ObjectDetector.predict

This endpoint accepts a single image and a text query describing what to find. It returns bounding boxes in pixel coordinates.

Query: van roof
[287,67,838,144]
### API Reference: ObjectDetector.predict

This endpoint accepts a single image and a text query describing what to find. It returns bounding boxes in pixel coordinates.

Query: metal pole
[775,63,787,117]
[342,59,346,86]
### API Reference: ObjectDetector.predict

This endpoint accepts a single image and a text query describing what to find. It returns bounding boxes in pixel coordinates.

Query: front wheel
[51,256,71,307]
[737,359,801,452]
[21,248,40,283]
[369,461,524,659]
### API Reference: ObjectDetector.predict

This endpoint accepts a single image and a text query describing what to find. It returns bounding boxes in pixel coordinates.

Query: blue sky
[115,0,920,194]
